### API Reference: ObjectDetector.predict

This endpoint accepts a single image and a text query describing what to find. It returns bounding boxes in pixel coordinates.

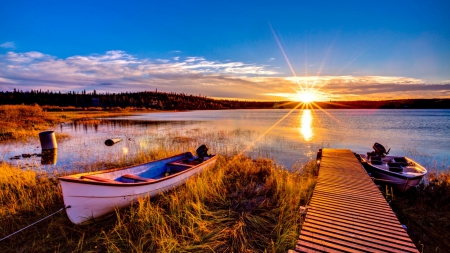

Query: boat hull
[59,153,217,224]
[359,154,427,192]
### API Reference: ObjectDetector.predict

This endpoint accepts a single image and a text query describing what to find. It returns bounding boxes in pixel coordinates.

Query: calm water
[1,109,449,171]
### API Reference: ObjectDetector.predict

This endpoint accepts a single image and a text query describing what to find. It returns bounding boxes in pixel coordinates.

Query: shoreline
[1,105,449,252]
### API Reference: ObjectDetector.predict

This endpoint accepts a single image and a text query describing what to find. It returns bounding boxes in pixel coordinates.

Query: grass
[388,169,450,253]
[2,104,449,252]
[0,105,144,142]
[0,152,317,252]
[0,104,57,141]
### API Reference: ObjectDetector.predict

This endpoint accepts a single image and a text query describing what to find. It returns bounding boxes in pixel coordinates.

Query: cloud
[260,75,450,100]
[0,50,449,101]
[0,42,16,49]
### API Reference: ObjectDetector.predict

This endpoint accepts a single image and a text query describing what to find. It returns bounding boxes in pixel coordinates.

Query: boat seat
[121,174,156,182]
[167,162,193,168]
[80,175,120,183]
[167,161,194,173]
[388,162,403,172]
[394,157,409,167]
[370,156,383,165]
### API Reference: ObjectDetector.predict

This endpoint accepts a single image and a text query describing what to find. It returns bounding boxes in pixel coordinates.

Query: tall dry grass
[0,105,143,141]
[390,168,450,253]
[0,154,317,252]
[0,104,57,140]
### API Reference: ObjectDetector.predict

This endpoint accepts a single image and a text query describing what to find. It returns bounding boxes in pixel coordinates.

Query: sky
[1,0,450,101]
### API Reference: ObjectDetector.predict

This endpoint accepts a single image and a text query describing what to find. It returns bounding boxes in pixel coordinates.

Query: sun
[293,90,317,103]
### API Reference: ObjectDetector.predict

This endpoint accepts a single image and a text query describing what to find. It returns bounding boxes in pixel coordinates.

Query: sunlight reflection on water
[1,109,449,171]
[300,110,313,141]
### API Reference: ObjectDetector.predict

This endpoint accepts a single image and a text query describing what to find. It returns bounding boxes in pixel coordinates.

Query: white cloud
[1,42,16,49]
[0,50,448,101]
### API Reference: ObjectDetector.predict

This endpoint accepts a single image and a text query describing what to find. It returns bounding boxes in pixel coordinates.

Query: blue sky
[1,0,449,101]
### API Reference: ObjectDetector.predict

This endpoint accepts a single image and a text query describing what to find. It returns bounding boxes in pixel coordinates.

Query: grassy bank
[2,104,449,252]
[0,154,317,252]
[0,105,144,141]
[0,104,57,141]
[388,170,450,252]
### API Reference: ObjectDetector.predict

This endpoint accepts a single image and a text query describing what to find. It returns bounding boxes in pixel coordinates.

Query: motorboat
[356,143,427,192]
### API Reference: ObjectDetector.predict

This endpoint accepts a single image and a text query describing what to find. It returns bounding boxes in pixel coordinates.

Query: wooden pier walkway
[291,149,418,252]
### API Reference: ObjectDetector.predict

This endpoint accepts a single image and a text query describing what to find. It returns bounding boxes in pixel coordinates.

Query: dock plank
[291,149,418,253]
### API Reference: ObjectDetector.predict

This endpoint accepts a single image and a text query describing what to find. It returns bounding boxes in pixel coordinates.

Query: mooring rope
[0,205,71,242]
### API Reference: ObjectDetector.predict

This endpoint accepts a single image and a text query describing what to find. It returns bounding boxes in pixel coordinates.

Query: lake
[1,109,449,171]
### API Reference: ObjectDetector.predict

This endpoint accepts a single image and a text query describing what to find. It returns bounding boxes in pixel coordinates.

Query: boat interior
[364,153,423,174]
[73,145,215,184]
[360,142,425,174]
[65,145,215,184]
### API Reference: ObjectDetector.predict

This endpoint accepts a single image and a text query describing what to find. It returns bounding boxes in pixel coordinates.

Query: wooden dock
[291,149,418,253]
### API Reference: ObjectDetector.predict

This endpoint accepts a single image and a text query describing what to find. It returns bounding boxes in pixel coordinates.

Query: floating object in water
[58,146,217,224]
[39,131,58,150]
[104,138,122,146]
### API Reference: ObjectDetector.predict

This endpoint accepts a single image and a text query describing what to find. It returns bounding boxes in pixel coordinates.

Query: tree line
[1,89,449,110]
[0,89,275,110]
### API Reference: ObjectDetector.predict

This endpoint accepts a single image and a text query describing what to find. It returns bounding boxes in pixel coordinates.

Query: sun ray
[270,24,297,78]
[334,52,364,76]
[230,101,304,163]
[311,29,340,90]
[309,101,343,124]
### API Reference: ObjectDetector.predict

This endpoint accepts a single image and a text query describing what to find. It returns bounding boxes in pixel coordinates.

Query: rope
[0,205,71,242]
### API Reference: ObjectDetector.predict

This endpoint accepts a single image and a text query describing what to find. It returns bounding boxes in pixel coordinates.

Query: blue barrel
[39,131,58,150]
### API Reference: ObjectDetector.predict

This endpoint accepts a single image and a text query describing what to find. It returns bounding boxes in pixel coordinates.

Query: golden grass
[0,105,145,141]
[389,169,450,253]
[0,104,57,140]
[0,154,317,252]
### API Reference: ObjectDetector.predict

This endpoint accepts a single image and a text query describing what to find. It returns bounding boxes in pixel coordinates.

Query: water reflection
[2,109,447,171]
[300,110,313,141]
[41,149,58,165]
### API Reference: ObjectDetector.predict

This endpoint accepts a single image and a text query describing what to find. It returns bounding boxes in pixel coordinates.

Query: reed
[378,152,450,253]
[387,168,450,253]
[0,105,143,141]
[0,104,56,141]
[0,153,317,252]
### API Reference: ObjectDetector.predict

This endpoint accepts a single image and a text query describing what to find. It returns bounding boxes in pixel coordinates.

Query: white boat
[59,145,217,225]
[357,143,427,192]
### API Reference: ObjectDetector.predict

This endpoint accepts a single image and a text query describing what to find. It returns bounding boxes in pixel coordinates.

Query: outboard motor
[196,144,209,160]
[373,142,390,157]
[316,149,322,168]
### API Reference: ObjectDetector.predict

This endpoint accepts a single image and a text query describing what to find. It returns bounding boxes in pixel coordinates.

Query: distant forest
[1,89,449,110]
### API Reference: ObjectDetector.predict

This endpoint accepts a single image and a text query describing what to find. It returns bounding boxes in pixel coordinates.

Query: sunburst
[292,89,318,103]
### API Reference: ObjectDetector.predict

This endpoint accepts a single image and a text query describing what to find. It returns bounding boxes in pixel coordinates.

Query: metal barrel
[39,131,58,150]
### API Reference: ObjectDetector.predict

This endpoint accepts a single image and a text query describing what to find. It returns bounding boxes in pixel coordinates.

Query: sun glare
[293,90,317,103]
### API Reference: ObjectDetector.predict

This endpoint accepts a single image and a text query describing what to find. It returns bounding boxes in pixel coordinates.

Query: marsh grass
[0,105,143,142]
[0,105,57,141]
[387,168,450,253]
[377,152,450,253]
[0,152,317,252]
